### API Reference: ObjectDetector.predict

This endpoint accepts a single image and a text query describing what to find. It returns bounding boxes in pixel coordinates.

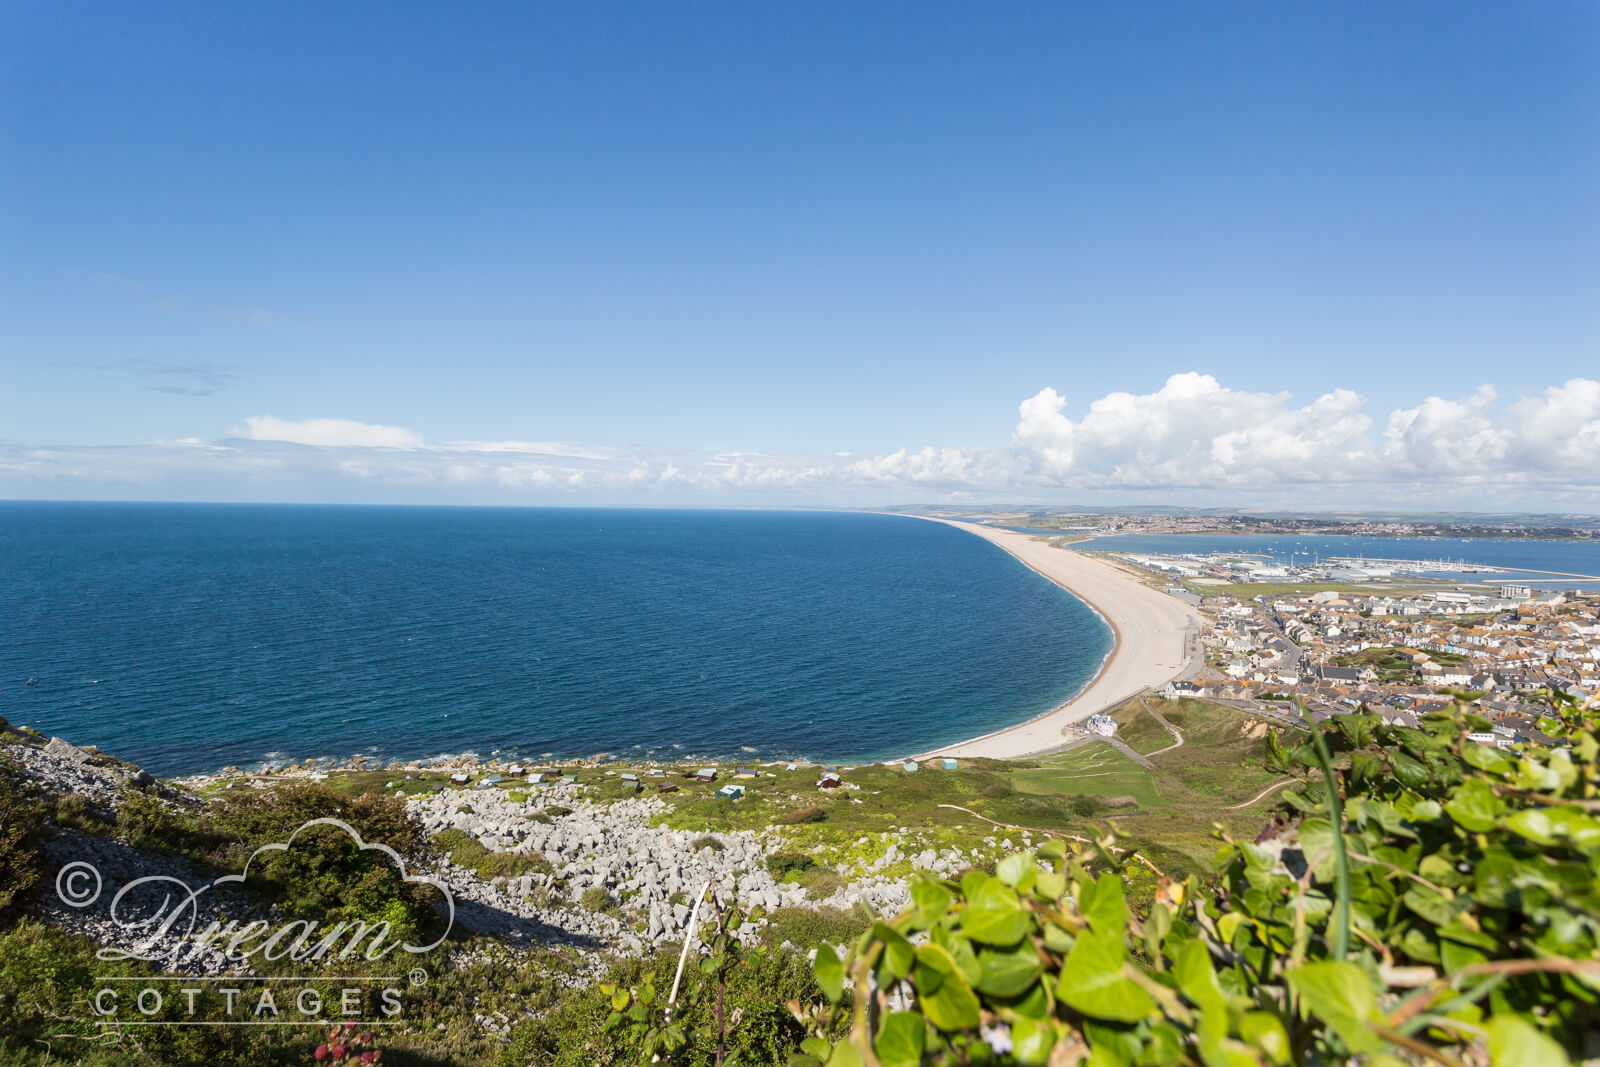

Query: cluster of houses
[1179,587,1599,743]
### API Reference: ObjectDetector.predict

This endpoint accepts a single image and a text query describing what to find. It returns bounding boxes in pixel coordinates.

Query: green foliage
[1068,794,1107,817]
[692,835,725,852]
[581,887,616,914]
[797,695,1600,1065]
[432,828,552,881]
[760,907,872,951]
[781,806,828,825]
[544,806,574,818]
[766,852,817,879]
[0,760,45,921]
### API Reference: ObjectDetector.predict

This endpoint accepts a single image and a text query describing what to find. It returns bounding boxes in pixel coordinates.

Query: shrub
[980,782,1012,799]
[797,868,845,899]
[760,906,870,951]
[580,887,615,914]
[1068,793,1107,816]
[795,696,1600,1066]
[432,829,552,881]
[781,805,828,825]
[0,761,45,920]
[691,835,724,852]
[52,793,111,834]
[545,806,573,817]
[765,852,816,879]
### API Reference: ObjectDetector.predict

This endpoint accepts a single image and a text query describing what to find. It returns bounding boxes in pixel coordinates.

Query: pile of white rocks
[10,736,157,808]
[404,782,1006,955]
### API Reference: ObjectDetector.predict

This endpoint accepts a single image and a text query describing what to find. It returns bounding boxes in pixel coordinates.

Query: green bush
[781,806,828,825]
[433,828,552,880]
[798,868,845,899]
[690,835,723,852]
[1068,793,1107,817]
[581,887,615,914]
[765,852,817,879]
[500,938,833,1066]
[794,695,1600,1065]
[760,906,871,950]
[0,761,45,921]
[545,806,573,817]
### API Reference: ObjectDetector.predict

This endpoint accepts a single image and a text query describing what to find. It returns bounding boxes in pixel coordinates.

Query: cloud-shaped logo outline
[216,817,455,954]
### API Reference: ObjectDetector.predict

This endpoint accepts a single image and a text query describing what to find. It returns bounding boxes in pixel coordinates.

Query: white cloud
[1008,373,1600,495]
[443,439,615,460]
[8,377,1600,506]
[233,416,425,449]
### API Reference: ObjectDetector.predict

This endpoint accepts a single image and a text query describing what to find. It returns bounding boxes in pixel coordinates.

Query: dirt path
[1139,699,1185,758]
[1223,778,1296,809]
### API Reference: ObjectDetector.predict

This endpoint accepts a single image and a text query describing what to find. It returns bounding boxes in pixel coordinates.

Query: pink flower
[314,1046,329,1062]
[361,1054,376,1065]
[330,1045,346,1060]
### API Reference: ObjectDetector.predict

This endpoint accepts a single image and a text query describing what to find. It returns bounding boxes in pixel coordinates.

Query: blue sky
[3,3,1598,506]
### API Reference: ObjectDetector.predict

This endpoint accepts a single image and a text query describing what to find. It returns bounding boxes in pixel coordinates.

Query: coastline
[909,518,1197,761]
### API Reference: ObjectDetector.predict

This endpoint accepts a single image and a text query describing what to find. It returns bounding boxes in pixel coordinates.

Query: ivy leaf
[1445,779,1502,832]
[873,922,916,984]
[872,1012,925,1067]
[1286,961,1380,1054]
[825,1039,866,1067]
[964,889,1033,946]
[974,941,1042,998]
[1010,1016,1056,1066]
[1462,741,1513,774]
[1239,1011,1291,1065]
[1175,939,1226,1015]
[1055,931,1154,1023]
[997,852,1037,889]
[911,878,953,927]
[915,948,982,1031]
[1486,1016,1570,1067]
[1079,874,1128,934]
[813,943,844,1003]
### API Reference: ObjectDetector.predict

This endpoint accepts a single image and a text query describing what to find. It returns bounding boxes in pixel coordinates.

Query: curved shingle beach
[915,519,1197,759]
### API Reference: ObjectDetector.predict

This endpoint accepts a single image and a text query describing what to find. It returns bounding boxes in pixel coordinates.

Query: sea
[0,504,1112,776]
[1072,532,1600,585]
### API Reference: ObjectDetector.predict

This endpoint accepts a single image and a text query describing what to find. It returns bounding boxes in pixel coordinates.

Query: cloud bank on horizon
[5,374,1600,508]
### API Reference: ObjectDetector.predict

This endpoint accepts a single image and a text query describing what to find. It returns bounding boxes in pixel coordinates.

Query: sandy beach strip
[911,519,1197,760]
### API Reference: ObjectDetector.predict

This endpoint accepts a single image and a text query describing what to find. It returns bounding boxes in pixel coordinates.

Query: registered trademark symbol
[409,967,429,987]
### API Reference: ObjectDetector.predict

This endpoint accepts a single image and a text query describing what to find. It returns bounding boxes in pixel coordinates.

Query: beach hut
[620,773,640,791]
[480,775,503,787]
[734,767,756,779]
[784,762,798,772]
[657,783,679,794]
[527,772,546,785]
[449,772,470,785]
[695,768,718,783]
[902,760,919,773]
[818,771,842,790]
[716,784,746,800]
[940,758,958,771]
[647,768,666,777]
[559,775,577,785]
[506,765,524,778]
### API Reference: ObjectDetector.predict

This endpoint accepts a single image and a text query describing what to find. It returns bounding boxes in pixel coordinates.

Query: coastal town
[1114,550,1600,746]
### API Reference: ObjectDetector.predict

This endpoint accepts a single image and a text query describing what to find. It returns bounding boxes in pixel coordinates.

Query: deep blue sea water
[0,504,1111,775]
[1075,532,1600,585]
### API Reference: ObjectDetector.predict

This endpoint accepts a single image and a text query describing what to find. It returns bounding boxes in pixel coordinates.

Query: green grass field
[243,699,1296,884]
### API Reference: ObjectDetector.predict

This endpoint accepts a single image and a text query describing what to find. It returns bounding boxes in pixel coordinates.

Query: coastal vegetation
[1,696,1594,1063]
